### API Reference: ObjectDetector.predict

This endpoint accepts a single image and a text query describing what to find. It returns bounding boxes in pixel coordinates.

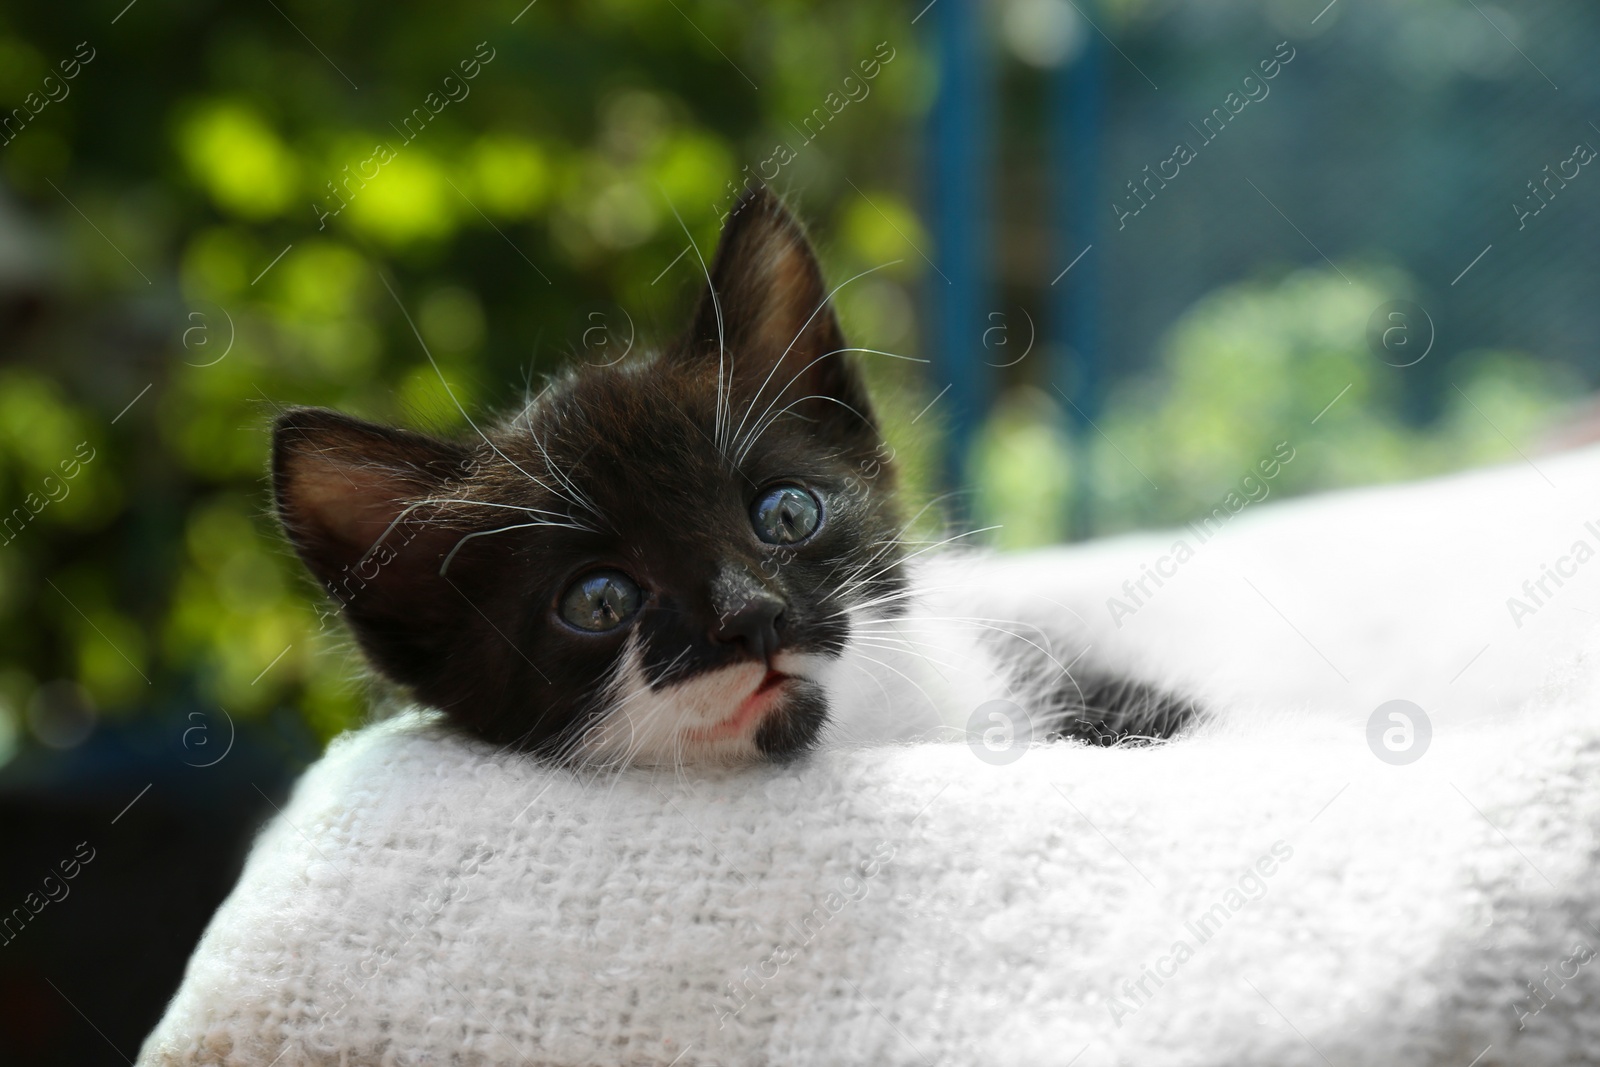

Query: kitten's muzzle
[712,591,786,663]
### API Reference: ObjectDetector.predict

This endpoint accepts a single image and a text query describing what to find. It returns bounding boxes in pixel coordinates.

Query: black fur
[272,189,906,761]
[1047,674,1200,746]
[982,624,1201,746]
[272,187,1199,763]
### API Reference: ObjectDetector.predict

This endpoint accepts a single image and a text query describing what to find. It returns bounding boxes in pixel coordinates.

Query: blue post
[926,0,992,523]
[1052,3,1106,540]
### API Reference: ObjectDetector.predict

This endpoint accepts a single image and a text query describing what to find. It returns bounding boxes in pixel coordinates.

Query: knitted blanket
[140,447,1600,1066]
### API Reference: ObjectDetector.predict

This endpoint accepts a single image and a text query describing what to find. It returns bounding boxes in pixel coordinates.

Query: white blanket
[140,447,1600,1066]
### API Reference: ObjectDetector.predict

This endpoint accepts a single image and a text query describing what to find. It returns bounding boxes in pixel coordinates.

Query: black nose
[712,592,786,662]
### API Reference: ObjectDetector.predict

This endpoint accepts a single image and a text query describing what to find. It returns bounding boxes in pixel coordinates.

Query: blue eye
[559,570,641,632]
[752,485,821,545]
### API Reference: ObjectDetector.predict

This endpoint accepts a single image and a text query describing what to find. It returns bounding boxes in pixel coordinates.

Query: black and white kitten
[272,188,1195,765]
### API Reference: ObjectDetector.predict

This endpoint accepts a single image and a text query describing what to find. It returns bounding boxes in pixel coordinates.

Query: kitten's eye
[752,484,822,545]
[559,570,642,632]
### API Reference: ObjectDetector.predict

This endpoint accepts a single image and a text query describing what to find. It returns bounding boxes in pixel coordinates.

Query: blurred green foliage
[973,265,1577,547]
[0,1,1579,757]
[0,1,931,748]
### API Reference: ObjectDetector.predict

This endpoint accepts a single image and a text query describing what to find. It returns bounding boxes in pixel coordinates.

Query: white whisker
[378,271,588,514]
[662,191,729,456]
[427,497,587,524]
[729,261,902,455]
[734,393,873,466]
[439,519,592,575]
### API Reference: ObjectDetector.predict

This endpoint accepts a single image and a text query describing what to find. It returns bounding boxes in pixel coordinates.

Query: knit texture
[140,448,1600,1066]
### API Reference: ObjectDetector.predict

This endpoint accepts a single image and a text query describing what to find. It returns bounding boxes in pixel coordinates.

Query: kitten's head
[273,189,906,765]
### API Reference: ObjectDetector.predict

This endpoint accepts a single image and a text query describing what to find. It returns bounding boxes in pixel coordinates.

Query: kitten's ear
[272,407,470,580]
[272,407,476,685]
[682,187,877,440]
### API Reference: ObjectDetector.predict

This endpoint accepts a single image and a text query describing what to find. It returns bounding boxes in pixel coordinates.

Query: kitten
[272,188,1196,766]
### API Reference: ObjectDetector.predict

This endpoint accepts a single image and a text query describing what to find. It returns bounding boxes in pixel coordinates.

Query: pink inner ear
[288,455,410,553]
[752,240,823,357]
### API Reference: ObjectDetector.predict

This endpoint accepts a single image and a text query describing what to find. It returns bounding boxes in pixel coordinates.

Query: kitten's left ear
[271,408,483,693]
[682,186,877,441]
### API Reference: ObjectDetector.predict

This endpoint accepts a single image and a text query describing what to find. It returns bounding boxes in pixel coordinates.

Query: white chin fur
[576,638,835,767]
[819,609,1046,746]
[574,566,1060,768]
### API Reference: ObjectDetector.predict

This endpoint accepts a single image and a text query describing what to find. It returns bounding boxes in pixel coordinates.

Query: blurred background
[2,0,1597,1061]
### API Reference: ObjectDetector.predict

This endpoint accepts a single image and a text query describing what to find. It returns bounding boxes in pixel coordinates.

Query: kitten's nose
[712,592,786,662]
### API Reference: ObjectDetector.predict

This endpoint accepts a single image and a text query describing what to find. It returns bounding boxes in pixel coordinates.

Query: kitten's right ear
[679,187,878,445]
[271,407,471,597]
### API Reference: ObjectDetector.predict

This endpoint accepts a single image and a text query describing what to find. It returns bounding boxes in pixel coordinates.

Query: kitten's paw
[1047,674,1202,746]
